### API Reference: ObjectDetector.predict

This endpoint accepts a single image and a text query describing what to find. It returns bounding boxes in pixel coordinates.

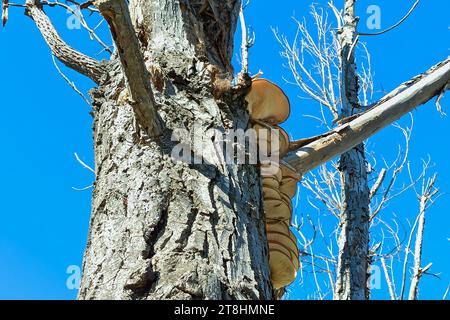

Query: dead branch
[93,0,162,137]
[2,0,9,26]
[41,0,112,54]
[51,55,91,107]
[381,257,397,300]
[74,152,95,174]
[359,1,420,36]
[237,3,254,84]
[284,56,450,175]
[370,119,414,220]
[408,173,439,300]
[25,0,106,83]
[369,168,387,200]
[273,6,341,120]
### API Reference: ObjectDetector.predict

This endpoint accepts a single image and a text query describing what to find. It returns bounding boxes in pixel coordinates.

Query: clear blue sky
[0,0,448,300]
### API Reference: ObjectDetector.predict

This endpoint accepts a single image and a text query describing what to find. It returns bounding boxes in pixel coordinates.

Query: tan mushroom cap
[279,162,302,199]
[253,123,290,158]
[267,230,299,260]
[266,220,291,232]
[280,192,293,207]
[245,79,291,125]
[267,219,297,240]
[262,176,280,191]
[268,244,298,289]
[260,161,282,181]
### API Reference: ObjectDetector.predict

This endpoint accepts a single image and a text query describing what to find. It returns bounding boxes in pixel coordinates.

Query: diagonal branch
[284,56,450,175]
[25,0,106,83]
[93,0,162,137]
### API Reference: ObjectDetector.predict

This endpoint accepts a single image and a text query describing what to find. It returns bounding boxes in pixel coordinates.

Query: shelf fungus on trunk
[253,122,290,158]
[246,79,301,291]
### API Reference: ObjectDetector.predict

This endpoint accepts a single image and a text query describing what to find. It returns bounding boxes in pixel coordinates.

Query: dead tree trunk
[334,0,370,300]
[74,0,273,300]
[16,0,450,301]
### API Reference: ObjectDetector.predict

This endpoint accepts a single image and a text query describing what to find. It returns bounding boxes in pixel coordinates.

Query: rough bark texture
[77,0,274,300]
[334,0,371,300]
[22,0,450,301]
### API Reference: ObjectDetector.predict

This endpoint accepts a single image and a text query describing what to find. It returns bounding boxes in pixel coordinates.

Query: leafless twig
[52,55,91,107]
[359,0,420,36]
[74,152,95,174]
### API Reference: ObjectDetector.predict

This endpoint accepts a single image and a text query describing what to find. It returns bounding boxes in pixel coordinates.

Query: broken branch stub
[284,56,450,176]
[93,0,162,137]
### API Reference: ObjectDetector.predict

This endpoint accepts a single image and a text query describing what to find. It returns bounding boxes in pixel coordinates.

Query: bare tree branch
[25,0,106,83]
[370,120,414,220]
[273,8,341,120]
[74,152,95,174]
[436,82,449,115]
[408,174,439,300]
[2,0,9,26]
[370,168,387,200]
[443,285,450,300]
[93,0,162,137]
[237,3,252,81]
[41,0,112,54]
[359,0,420,36]
[51,55,91,107]
[284,56,450,175]
[381,257,397,300]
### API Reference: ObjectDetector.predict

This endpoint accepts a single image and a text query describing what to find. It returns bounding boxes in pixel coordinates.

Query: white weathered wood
[333,0,371,300]
[284,57,450,175]
[77,0,274,300]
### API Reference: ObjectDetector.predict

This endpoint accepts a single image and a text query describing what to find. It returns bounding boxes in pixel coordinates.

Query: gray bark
[76,0,273,300]
[334,0,371,300]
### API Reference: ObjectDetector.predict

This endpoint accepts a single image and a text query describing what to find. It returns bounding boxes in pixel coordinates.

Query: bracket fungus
[245,79,291,125]
[246,79,302,293]
[263,195,293,222]
[280,163,302,199]
[253,122,290,158]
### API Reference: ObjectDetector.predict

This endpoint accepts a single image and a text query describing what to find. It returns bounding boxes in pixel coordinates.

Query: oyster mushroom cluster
[245,79,301,290]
